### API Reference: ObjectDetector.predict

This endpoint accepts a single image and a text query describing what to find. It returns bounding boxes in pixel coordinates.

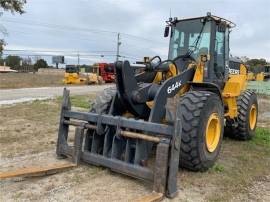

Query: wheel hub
[249,104,257,130]
[206,113,221,153]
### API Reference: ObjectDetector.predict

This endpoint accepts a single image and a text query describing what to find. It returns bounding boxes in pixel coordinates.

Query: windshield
[66,66,79,73]
[168,19,211,61]
[104,64,114,73]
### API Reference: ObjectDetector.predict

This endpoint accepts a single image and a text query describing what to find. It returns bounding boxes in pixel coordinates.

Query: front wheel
[179,91,224,171]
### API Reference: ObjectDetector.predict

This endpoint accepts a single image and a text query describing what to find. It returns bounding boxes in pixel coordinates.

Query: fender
[189,82,223,103]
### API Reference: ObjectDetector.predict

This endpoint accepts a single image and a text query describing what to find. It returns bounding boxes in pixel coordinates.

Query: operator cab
[165,13,236,88]
[65,65,80,74]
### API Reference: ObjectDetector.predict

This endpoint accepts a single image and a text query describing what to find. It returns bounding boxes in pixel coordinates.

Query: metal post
[116,33,121,61]
[73,126,84,164]
[153,141,169,194]
[56,88,71,157]
[77,52,80,66]
[166,104,182,198]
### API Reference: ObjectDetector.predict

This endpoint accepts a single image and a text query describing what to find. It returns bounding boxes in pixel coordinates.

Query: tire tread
[179,91,223,171]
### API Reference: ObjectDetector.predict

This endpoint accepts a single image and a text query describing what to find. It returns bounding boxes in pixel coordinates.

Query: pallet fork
[0,163,76,180]
[56,88,182,198]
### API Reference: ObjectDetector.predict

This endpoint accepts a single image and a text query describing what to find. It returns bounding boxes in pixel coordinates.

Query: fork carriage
[56,88,182,198]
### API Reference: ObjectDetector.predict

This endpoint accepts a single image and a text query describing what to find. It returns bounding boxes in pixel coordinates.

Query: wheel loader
[228,57,253,80]
[63,65,103,85]
[56,13,258,198]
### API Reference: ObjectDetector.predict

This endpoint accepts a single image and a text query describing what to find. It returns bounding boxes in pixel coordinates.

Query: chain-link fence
[247,81,270,95]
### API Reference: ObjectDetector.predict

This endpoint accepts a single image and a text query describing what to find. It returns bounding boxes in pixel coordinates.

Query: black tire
[85,87,116,153]
[90,87,116,113]
[90,86,116,136]
[179,91,224,171]
[225,90,258,140]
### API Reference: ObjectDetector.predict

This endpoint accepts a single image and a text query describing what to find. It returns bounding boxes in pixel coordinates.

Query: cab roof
[170,13,236,28]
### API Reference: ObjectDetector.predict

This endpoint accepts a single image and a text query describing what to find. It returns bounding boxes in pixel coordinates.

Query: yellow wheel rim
[206,113,221,153]
[249,104,257,130]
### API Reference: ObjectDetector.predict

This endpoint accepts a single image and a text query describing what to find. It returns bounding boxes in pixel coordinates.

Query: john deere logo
[229,68,240,75]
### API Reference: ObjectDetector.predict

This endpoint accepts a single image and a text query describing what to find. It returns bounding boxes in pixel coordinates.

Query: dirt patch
[0,97,94,158]
[0,73,64,89]
[0,100,59,158]
[0,96,269,201]
[231,175,270,202]
[0,151,150,202]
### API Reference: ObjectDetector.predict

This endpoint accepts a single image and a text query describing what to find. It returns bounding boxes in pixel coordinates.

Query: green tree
[34,59,48,71]
[246,58,267,74]
[0,0,26,54]
[0,39,6,54]
[5,55,21,67]
[0,56,4,65]
[0,0,26,14]
[246,58,267,67]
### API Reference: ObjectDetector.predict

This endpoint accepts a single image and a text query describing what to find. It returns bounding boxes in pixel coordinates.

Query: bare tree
[0,0,26,55]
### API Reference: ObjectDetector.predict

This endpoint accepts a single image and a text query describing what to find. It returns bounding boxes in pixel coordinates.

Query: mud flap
[56,88,182,198]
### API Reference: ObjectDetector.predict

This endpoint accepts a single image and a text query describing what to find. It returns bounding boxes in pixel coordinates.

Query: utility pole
[77,52,80,66]
[116,33,121,61]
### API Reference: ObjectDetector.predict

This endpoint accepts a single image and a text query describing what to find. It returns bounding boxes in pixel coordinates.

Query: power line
[6,29,161,54]
[5,28,117,46]
[2,52,140,60]
[2,17,166,44]
[121,52,143,59]
[3,48,145,59]
[4,49,115,53]
[3,49,148,61]
[3,26,165,56]
[3,18,118,35]
[2,53,116,57]
[2,19,164,60]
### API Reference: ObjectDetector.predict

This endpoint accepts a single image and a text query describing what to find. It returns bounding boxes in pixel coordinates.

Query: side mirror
[164,26,170,37]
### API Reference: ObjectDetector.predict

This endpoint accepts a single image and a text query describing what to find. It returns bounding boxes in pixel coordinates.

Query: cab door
[211,23,229,88]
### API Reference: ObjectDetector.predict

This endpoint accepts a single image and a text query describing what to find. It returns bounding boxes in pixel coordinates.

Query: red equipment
[94,63,115,83]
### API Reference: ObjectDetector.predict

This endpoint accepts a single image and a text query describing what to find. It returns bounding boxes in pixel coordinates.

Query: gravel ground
[0,95,269,201]
[0,84,113,105]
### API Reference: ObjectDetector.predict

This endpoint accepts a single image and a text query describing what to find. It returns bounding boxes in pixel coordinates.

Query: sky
[0,0,269,66]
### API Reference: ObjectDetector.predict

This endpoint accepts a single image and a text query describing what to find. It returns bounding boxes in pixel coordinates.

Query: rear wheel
[90,87,116,113]
[225,90,258,140]
[85,87,116,153]
[179,91,224,171]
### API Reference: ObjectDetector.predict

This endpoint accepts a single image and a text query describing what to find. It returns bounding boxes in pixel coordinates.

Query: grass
[180,126,270,202]
[70,95,92,109]
[0,100,60,157]
[56,94,94,109]
[0,94,95,157]
[204,143,270,201]
[211,163,225,173]
[205,128,270,201]
[0,73,64,89]
[252,127,270,147]
[13,191,23,199]
[1,97,269,201]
